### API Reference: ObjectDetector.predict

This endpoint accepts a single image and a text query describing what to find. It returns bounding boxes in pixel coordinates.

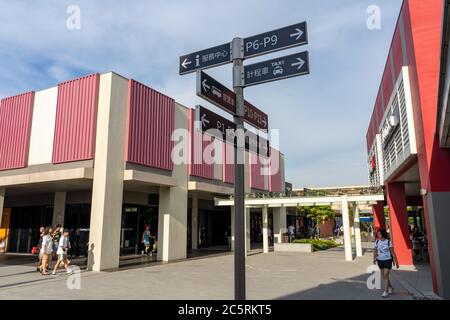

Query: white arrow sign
[290,28,304,40]
[181,58,192,69]
[201,114,210,128]
[291,57,305,70]
[201,79,210,92]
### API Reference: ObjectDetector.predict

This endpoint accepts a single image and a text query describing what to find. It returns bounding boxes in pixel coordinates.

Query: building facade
[0,72,286,271]
[366,0,450,299]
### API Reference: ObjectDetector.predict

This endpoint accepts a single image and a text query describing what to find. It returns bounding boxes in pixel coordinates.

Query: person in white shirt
[373,229,399,298]
[39,226,53,275]
[52,229,73,275]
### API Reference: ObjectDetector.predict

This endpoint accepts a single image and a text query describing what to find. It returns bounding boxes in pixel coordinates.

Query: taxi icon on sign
[273,66,284,76]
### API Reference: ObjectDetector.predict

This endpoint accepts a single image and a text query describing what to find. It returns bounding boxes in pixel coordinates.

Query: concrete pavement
[0,245,436,300]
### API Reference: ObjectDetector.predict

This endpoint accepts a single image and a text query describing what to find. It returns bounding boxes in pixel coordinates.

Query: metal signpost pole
[232,37,246,300]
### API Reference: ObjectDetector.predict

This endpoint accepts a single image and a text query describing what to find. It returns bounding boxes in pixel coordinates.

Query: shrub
[293,239,338,251]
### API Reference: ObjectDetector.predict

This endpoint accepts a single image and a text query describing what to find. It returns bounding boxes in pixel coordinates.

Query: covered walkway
[214,190,384,262]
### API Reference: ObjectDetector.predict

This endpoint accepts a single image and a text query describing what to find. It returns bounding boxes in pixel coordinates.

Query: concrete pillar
[245,207,251,254]
[386,182,413,266]
[52,192,66,227]
[353,203,362,257]
[273,206,287,243]
[87,73,129,271]
[157,186,188,262]
[156,102,189,262]
[341,195,353,261]
[191,196,198,250]
[372,201,386,238]
[262,206,269,253]
[230,206,235,251]
[425,192,450,299]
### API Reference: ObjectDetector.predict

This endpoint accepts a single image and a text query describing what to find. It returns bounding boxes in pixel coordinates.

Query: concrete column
[425,192,450,299]
[0,188,4,229]
[341,195,353,261]
[87,73,128,271]
[386,182,413,266]
[156,103,189,262]
[157,186,188,262]
[353,203,363,257]
[52,192,66,227]
[372,201,386,238]
[245,207,251,254]
[262,206,269,253]
[191,196,198,250]
[273,206,287,243]
[230,206,235,251]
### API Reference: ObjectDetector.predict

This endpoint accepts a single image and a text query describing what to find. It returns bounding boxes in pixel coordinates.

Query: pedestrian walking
[52,229,73,275]
[39,226,53,275]
[36,226,45,272]
[373,229,399,298]
[141,225,155,256]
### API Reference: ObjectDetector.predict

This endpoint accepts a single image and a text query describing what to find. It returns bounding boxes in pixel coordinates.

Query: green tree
[300,205,336,239]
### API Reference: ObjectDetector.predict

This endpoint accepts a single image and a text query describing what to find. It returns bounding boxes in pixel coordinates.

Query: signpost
[195,105,269,157]
[179,43,231,75]
[244,21,307,58]
[197,71,268,130]
[179,21,309,301]
[242,51,309,87]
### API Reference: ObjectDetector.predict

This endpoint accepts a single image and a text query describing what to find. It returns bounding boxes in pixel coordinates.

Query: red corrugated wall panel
[249,152,265,190]
[391,24,404,80]
[223,142,234,184]
[269,148,282,192]
[189,109,214,179]
[126,80,174,171]
[0,92,34,170]
[381,60,394,110]
[52,74,99,163]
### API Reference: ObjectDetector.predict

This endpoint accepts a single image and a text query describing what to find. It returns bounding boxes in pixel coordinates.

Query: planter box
[274,243,313,253]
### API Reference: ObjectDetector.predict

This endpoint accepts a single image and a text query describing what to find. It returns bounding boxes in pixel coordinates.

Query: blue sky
[0,0,403,187]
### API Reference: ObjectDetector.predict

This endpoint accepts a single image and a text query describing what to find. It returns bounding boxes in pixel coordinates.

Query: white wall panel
[28,87,58,166]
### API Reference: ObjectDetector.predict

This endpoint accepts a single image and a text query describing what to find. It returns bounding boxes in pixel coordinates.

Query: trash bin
[282,233,289,243]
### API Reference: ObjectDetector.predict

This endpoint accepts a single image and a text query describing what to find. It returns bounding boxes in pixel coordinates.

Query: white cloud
[0,0,403,187]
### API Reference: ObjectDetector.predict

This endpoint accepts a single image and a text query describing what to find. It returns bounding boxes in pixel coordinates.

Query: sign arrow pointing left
[201,114,210,128]
[202,79,210,92]
[181,58,192,69]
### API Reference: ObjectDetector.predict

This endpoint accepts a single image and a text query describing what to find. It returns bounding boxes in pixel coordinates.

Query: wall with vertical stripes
[223,142,234,184]
[52,74,100,164]
[249,152,266,191]
[189,109,214,179]
[125,80,174,171]
[269,148,282,192]
[0,92,34,170]
[28,87,58,166]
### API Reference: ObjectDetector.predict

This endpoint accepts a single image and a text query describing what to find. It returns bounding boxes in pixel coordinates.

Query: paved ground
[0,244,436,300]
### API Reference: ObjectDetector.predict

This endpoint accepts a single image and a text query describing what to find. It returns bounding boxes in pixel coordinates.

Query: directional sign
[195,105,236,141]
[197,71,269,130]
[195,105,269,156]
[197,71,236,114]
[244,21,308,58]
[243,51,309,87]
[179,43,231,75]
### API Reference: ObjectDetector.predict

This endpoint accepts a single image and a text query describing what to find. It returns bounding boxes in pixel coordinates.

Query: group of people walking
[36,225,73,276]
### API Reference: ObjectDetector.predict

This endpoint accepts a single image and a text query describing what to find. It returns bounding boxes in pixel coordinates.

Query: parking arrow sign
[244,21,308,58]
